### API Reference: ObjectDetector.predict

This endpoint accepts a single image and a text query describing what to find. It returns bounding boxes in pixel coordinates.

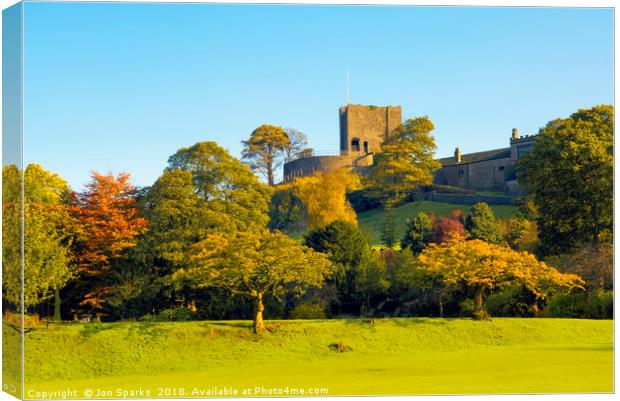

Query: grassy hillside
[358,200,516,245]
[12,318,612,396]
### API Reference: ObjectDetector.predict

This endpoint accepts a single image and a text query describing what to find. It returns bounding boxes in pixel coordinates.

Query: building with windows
[282,104,537,194]
[434,128,537,193]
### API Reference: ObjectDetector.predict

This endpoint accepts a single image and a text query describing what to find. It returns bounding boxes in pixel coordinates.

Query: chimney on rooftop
[512,128,519,140]
[454,147,461,163]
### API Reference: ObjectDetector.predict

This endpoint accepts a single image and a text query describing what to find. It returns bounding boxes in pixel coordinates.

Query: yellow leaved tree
[417,239,584,319]
[292,169,360,231]
[173,230,334,333]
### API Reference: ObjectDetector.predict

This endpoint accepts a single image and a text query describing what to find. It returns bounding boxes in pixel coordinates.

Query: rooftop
[438,147,511,167]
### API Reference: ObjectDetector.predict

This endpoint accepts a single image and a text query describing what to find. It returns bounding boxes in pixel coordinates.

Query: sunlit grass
[11,317,612,397]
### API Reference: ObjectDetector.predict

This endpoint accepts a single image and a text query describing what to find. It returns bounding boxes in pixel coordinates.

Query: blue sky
[22,3,613,190]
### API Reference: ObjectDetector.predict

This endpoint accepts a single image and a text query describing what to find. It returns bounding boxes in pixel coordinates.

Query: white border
[0,1,616,401]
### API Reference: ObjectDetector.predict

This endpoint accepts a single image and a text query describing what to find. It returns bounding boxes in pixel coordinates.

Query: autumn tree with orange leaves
[417,239,584,319]
[71,172,148,314]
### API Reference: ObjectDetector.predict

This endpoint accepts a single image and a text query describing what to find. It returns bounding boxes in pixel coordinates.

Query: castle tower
[339,104,402,155]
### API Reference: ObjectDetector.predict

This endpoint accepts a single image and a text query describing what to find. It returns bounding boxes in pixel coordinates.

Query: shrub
[545,293,587,318]
[422,184,476,195]
[432,213,466,243]
[458,299,475,317]
[545,290,613,319]
[140,306,196,322]
[329,341,352,352]
[584,290,613,319]
[347,188,382,213]
[4,312,44,327]
[486,286,536,317]
[289,303,326,319]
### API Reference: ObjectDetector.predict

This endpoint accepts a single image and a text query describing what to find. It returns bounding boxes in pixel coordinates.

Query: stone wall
[283,153,373,182]
[433,157,512,192]
[339,104,402,155]
[410,191,517,205]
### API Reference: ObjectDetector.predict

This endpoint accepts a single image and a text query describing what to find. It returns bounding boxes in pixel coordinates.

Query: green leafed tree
[368,116,442,205]
[133,144,273,318]
[167,141,272,232]
[141,169,217,268]
[516,105,613,255]
[401,211,434,253]
[303,220,367,291]
[379,207,399,248]
[174,230,334,333]
[267,186,305,232]
[465,202,503,244]
[242,124,290,186]
[2,164,75,313]
[353,250,389,315]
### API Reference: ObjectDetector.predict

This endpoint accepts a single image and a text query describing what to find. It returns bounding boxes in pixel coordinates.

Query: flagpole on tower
[346,68,350,105]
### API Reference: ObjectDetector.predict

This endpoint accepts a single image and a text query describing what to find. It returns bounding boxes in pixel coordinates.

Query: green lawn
[358,200,517,245]
[7,318,612,398]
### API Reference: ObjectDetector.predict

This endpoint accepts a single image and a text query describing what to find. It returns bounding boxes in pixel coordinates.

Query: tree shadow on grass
[130,322,171,338]
[79,323,115,338]
[202,321,252,329]
[381,317,450,328]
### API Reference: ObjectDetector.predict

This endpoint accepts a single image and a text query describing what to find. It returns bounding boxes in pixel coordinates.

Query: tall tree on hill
[242,124,290,185]
[175,230,334,333]
[368,116,441,206]
[71,172,148,314]
[284,128,309,162]
[380,207,399,248]
[517,105,613,255]
[465,202,503,244]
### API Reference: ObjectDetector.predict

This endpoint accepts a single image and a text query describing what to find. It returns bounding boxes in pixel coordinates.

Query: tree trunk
[267,161,274,186]
[53,288,61,321]
[438,297,444,318]
[253,293,265,334]
[472,285,488,320]
[531,300,540,317]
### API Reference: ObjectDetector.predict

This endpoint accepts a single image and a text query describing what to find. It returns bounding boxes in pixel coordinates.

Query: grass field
[6,317,612,398]
[358,200,517,245]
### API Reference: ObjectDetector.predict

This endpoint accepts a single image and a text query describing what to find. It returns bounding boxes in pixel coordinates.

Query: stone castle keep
[283,104,537,193]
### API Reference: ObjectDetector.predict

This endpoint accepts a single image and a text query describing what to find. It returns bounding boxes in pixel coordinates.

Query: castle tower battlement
[339,104,402,155]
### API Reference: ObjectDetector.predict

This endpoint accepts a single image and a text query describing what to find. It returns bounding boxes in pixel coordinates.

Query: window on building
[498,166,505,171]
[458,170,464,177]
[351,138,360,152]
[517,144,533,158]
[363,141,369,154]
